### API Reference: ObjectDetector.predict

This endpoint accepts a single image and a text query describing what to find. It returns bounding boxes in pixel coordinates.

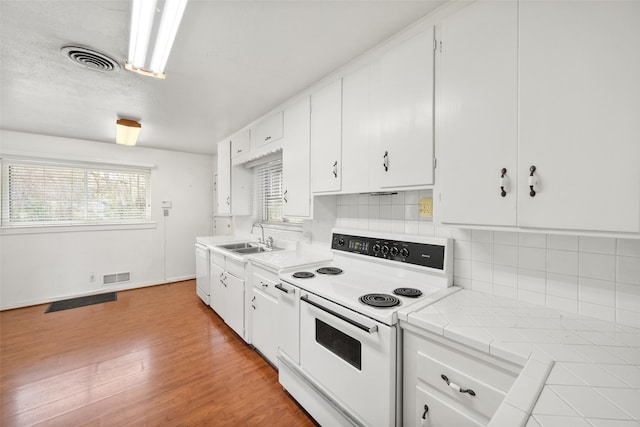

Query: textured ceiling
[0,0,444,155]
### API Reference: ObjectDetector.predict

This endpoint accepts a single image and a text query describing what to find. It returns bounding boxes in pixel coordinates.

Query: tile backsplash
[335,192,640,329]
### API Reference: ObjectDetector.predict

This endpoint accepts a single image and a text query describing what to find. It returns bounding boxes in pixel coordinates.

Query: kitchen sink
[218,241,282,254]
[234,246,278,254]
[218,242,260,250]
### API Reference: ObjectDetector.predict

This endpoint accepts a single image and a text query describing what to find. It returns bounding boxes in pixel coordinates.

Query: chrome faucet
[251,222,264,244]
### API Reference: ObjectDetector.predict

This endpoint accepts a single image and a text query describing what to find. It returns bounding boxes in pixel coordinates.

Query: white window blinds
[254,159,301,225]
[1,161,151,226]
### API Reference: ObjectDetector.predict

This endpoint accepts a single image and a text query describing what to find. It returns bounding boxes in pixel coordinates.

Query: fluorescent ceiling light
[116,119,142,146]
[126,0,188,79]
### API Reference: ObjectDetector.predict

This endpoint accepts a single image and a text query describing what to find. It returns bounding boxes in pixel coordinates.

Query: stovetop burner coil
[358,293,400,308]
[293,271,315,279]
[393,288,423,298]
[316,267,343,275]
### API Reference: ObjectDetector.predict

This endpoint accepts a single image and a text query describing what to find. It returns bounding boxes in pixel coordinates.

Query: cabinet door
[276,281,300,363]
[413,386,483,427]
[342,64,378,193]
[438,1,518,226]
[216,140,231,215]
[209,262,225,316]
[231,128,250,158]
[310,79,342,193]
[251,288,278,365]
[378,29,435,189]
[230,165,253,216]
[518,1,640,232]
[282,97,311,217]
[251,111,283,149]
[225,273,245,338]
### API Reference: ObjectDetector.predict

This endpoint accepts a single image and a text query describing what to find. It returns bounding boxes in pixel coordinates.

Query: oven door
[300,292,396,427]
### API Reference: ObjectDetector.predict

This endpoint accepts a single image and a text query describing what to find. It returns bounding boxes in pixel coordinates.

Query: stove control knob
[337,238,345,247]
[400,247,409,258]
[390,246,399,256]
[372,243,381,253]
[381,245,390,255]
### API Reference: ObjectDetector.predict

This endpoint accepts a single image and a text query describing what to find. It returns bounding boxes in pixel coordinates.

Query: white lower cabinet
[274,280,299,363]
[403,329,520,427]
[415,385,482,427]
[251,288,278,365]
[209,253,246,340]
[250,266,279,366]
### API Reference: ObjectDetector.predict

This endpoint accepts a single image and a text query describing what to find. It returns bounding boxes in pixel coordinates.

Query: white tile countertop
[400,289,640,427]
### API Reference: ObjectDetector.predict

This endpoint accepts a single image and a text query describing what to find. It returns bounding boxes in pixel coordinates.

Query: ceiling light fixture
[125,0,188,79]
[116,119,142,146]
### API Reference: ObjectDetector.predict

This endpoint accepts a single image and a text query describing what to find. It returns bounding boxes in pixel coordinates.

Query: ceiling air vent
[60,45,121,72]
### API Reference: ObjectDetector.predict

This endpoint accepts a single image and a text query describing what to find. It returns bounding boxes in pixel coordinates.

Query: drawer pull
[441,374,476,396]
[422,404,429,419]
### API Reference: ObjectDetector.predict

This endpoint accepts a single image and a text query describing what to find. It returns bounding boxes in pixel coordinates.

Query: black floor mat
[45,292,117,313]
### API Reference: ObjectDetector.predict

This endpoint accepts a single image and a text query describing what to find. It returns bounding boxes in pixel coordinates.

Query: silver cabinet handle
[226,196,230,205]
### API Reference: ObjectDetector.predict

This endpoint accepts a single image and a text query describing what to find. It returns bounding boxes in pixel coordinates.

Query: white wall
[0,130,214,309]
[335,192,640,329]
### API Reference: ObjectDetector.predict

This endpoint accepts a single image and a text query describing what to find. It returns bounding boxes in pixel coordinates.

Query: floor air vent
[60,45,121,72]
[103,272,131,285]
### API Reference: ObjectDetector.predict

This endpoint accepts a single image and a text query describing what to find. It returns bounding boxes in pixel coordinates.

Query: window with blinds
[254,159,301,226]
[1,160,151,226]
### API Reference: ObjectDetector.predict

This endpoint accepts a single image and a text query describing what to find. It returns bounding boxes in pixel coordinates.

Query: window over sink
[253,158,302,227]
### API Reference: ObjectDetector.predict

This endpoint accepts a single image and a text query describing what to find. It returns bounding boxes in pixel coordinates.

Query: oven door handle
[275,283,295,294]
[301,295,378,334]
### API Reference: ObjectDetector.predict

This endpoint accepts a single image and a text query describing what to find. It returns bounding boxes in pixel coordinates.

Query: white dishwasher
[195,243,210,305]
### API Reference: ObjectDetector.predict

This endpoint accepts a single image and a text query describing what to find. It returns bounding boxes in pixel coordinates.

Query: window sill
[0,222,158,235]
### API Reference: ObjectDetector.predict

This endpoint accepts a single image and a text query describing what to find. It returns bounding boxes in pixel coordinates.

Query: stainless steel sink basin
[218,242,260,250]
[234,246,272,254]
[218,241,282,254]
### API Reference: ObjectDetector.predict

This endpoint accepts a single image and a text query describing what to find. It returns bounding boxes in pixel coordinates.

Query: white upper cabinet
[282,96,312,218]
[217,140,232,215]
[518,0,640,233]
[251,111,283,150]
[310,79,342,193]
[378,28,435,189]
[230,128,250,159]
[439,0,640,234]
[438,1,518,226]
[342,63,379,194]
[217,139,252,216]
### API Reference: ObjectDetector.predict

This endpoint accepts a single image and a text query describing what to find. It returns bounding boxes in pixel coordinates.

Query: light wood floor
[0,280,316,426]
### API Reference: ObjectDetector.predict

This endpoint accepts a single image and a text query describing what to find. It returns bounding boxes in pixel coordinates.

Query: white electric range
[276,229,457,427]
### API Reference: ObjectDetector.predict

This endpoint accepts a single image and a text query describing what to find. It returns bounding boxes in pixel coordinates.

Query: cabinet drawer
[417,351,506,420]
[414,333,517,393]
[211,252,225,269]
[251,111,283,149]
[225,257,245,279]
[252,270,278,299]
[415,385,483,427]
